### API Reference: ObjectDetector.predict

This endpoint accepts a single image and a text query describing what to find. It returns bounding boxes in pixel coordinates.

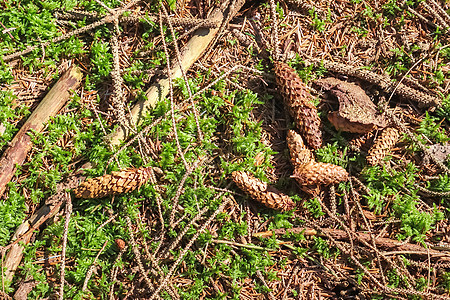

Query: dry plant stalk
[274,61,322,149]
[366,127,400,166]
[231,171,295,211]
[286,129,315,169]
[73,167,152,199]
[292,162,349,186]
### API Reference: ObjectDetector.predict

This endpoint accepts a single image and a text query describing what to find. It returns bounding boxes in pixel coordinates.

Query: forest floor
[1,0,450,299]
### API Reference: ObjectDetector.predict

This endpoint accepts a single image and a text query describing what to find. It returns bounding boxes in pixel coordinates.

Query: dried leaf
[366,127,400,166]
[231,171,295,212]
[73,167,152,199]
[274,61,322,149]
[315,77,387,133]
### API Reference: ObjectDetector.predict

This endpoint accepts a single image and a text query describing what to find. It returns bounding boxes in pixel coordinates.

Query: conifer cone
[73,167,152,199]
[231,171,295,212]
[274,61,322,149]
[366,127,400,166]
[292,162,349,186]
[286,130,315,169]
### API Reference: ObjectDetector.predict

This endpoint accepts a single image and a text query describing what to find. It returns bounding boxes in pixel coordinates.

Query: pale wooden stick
[106,0,246,145]
[2,221,31,285]
[0,65,82,198]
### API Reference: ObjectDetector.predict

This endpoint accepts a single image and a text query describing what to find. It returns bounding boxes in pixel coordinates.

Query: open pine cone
[292,162,349,186]
[231,171,295,212]
[286,129,315,169]
[366,127,400,166]
[73,167,152,199]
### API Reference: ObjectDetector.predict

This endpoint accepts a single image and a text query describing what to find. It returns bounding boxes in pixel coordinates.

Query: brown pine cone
[286,130,315,169]
[73,167,152,199]
[274,61,322,149]
[366,127,400,166]
[232,171,295,212]
[292,162,348,186]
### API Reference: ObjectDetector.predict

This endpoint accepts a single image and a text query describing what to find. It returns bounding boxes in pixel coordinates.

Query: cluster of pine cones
[72,63,399,208]
[232,62,349,212]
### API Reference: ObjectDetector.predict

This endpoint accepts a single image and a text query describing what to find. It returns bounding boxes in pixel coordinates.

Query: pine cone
[73,167,152,199]
[292,162,348,186]
[274,61,322,149]
[286,130,315,169]
[231,171,295,211]
[366,127,400,166]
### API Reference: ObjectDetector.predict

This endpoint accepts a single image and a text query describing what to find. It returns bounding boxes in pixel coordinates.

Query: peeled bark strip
[232,171,295,211]
[107,0,246,146]
[274,61,322,149]
[0,65,82,198]
[73,167,152,199]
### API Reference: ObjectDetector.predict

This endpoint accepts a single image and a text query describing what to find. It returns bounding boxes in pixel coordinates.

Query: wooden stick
[106,0,246,145]
[0,65,82,198]
[2,221,30,285]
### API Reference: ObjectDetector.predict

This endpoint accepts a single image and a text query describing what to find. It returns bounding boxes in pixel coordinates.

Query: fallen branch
[306,58,441,108]
[254,227,450,257]
[0,65,82,198]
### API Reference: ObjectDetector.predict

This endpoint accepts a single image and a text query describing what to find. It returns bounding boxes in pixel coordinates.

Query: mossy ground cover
[1,0,450,299]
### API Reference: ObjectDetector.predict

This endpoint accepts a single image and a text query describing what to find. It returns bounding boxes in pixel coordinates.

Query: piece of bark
[0,66,82,198]
[306,58,441,107]
[315,77,387,133]
[13,280,37,300]
[1,173,82,289]
[106,0,246,145]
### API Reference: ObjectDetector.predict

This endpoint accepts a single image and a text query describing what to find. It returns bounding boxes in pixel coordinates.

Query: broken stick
[0,65,82,198]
